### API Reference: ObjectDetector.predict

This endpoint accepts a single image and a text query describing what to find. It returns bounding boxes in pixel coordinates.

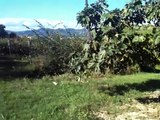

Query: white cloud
[0,18,82,31]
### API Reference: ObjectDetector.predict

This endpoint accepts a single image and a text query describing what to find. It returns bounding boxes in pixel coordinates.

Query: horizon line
[0,18,82,31]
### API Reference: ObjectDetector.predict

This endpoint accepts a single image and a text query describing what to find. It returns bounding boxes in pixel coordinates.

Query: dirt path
[94,90,160,120]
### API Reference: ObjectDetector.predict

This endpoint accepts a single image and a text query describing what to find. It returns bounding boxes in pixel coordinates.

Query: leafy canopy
[70,0,160,74]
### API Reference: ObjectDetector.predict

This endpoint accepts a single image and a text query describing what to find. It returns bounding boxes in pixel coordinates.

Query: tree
[70,0,160,74]
[9,32,17,38]
[0,24,8,38]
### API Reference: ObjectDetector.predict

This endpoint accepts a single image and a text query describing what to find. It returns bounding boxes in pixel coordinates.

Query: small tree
[0,24,8,38]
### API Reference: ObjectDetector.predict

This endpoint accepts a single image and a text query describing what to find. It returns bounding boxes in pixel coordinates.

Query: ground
[95,90,160,120]
[0,73,160,120]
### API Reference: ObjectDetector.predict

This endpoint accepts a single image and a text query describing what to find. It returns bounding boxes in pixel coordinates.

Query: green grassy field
[0,73,160,120]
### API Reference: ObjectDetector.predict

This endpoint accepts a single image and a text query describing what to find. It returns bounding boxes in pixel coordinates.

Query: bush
[42,37,84,75]
[0,36,84,76]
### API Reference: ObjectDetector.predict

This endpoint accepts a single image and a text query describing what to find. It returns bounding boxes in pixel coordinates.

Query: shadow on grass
[98,79,160,96]
[136,96,160,104]
[141,66,160,73]
[0,70,38,80]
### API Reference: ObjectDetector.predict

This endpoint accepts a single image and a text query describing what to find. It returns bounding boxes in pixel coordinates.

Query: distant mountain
[15,28,87,37]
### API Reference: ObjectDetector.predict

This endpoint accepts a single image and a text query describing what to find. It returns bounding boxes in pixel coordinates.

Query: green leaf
[83,43,90,52]
[155,36,160,45]
[98,50,106,60]
[87,62,95,69]
[133,36,145,43]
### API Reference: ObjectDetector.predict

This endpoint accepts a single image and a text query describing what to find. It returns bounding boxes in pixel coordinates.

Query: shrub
[0,33,84,76]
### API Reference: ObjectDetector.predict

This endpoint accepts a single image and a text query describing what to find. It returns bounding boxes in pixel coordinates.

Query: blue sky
[0,0,129,31]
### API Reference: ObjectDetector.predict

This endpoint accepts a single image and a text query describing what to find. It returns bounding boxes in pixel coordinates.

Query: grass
[0,73,160,120]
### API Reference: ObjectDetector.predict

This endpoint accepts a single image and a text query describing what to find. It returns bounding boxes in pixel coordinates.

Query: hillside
[15,28,87,37]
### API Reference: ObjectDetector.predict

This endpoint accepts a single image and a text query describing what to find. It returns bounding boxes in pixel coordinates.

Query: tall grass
[0,29,84,76]
[22,21,85,75]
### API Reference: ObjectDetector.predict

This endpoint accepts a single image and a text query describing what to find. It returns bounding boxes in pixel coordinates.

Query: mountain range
[15,28,87,37]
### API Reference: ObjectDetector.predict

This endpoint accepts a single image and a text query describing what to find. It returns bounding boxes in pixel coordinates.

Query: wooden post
[27,37,32,64]
[8,39,11,55]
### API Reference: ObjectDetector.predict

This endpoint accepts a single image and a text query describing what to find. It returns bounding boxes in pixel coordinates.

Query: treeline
[0,24,17,38]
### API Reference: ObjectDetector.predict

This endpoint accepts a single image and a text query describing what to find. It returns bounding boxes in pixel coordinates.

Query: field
[0,73,160,120]
[0,0,160,119]
[0,29,160,120]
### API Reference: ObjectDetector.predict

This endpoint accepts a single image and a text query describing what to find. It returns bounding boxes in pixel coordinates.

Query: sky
[0,0,129,31]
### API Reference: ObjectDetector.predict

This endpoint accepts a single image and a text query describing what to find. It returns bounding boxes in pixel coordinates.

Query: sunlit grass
[0,73,160,120]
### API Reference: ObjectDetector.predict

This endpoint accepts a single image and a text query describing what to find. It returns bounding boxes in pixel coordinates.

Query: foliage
[0,38,30,56]
[77,0,108,41]
[0,19,85,76]
[70,0,160,74]
[23,21,84,75]
[9,32,17,38]
[41,37,83,75]
[0,25,17,38]
[0,24,8,38]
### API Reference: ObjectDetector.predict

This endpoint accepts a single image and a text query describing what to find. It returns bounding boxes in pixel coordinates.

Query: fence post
[27,37,32,64]
[7,39,11,55]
